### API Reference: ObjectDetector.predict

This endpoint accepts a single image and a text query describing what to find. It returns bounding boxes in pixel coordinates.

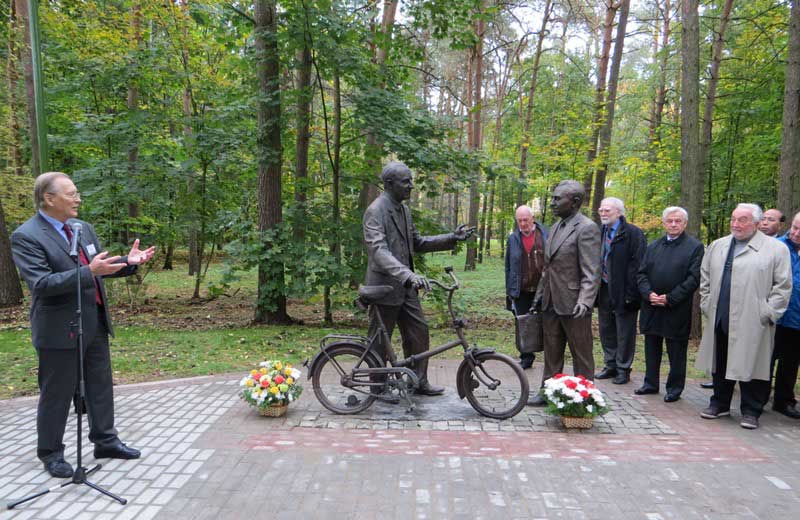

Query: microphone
[68,223,83,259]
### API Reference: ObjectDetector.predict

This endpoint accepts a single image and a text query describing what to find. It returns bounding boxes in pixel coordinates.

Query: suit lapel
[37,214,71,258]
[390,204,408,242]
[549,217,577,258]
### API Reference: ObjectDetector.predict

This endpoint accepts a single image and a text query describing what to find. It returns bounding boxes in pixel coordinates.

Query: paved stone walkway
[1,360,800,519]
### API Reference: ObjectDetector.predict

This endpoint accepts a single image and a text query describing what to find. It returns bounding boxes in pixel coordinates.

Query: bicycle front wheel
[460,352,529,419]
[311,343,384,414]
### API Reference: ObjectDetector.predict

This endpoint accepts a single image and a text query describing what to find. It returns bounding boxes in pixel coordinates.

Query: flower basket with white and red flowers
[541,374,609,429]
[239,361,303,417]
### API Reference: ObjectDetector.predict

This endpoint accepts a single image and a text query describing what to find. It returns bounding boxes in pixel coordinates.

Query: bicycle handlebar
[426,266,459,292]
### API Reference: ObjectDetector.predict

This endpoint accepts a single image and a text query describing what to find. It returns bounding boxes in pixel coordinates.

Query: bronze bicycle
[306,267,529,419]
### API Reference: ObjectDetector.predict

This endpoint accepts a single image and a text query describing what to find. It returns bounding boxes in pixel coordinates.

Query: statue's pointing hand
[454,224,477,241]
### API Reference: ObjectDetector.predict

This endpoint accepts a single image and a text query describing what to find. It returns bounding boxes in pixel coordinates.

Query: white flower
[586,405,593,413]
[291,368,301,379]
[239,377,249,387]
[259,361,270,367]
[556,402,564,409]
[250,390,260,400]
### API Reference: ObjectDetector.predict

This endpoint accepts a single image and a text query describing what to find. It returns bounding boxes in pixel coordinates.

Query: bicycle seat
[357,285,394,305]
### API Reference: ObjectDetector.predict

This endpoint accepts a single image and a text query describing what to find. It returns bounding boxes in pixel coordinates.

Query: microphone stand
[7,226,126,509]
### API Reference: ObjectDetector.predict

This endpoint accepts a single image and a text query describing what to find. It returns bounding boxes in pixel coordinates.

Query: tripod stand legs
[6,463,126,510]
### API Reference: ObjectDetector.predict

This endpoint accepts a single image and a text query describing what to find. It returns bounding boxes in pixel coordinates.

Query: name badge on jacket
[86,244,97,257]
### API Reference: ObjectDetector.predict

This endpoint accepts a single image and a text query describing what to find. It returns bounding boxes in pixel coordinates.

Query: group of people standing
[506,180,799,430]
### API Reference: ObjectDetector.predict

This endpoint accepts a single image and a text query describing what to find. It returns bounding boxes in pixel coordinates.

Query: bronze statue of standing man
[363,162,474,395]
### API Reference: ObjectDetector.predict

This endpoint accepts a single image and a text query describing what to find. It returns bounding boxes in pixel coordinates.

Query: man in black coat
[11,172,155,478]
[505,205,548,369]
[635,206,704,402]
[595,197,646,385]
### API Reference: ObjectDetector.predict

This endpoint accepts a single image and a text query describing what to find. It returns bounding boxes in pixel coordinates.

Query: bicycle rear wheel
[460,352,529,419]
[311,343,384,414]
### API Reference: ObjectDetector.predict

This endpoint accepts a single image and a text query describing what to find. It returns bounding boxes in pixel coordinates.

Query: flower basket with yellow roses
[239,360,303,417]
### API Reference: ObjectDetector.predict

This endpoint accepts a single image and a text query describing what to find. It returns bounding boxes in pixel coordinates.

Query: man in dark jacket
[595,197,646,385]
[635,206,704,402]
[505,205,548,369]
[771,211,800,419]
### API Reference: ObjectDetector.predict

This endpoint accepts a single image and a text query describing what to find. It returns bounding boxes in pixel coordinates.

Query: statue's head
[551,180,584,219]
[381,161,413,202]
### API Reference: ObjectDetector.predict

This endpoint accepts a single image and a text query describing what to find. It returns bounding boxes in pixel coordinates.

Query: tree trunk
[516,0,553,207]
[358,0,398,212]
[14,0,40,176]
[779,0,800,218]
[0,197,23,307]
[465,7,484,271]
[254,0,289,324]
[179,1,200,276]
[294,39,313,242]
[590,0,630,222]
[697,0,733,221]
[648,0,671,164]
[126,2,142,244]
[6,0,24,175]
[583,1,618,202]
[324,71,342,325]
[680,0,701,238]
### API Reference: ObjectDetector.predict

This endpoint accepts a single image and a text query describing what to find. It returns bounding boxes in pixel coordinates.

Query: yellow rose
[250,370,259,377]
[260,367,268,374]
[275,362,283,371]
[287,377,294,385]
[284,368,292,376]
[245,379,255,387]
[269,386,279,395]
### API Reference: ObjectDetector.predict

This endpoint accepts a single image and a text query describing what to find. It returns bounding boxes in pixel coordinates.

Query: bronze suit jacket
[535,212,602,316]
[363,193,457,306]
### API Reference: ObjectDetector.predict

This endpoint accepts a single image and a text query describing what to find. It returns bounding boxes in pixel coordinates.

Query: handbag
[516,311,544,353]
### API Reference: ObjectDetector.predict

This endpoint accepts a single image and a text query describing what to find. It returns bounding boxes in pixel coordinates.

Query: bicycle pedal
[345,395,361,407]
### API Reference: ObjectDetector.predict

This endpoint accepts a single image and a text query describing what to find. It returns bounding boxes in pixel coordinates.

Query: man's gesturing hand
[127,239,156,265]
[453,224,477,241]
[89,252,126,276]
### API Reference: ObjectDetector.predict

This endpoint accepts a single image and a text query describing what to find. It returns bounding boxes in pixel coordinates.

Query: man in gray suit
[11,172,155,478]
[528,180,602,405]
[363,162,474,395]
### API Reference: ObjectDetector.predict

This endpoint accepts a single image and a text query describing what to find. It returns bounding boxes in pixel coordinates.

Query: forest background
[0,0,798,398]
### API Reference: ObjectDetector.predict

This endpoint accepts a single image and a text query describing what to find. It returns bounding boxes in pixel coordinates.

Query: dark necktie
[63,224,103,306]
[601,227,613,283]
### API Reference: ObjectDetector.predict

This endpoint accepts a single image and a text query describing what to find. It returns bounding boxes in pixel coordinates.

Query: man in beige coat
[696,203,792,429]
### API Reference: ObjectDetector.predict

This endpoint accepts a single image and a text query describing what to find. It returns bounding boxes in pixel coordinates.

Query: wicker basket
[259,404,288,417]
[560,415,594,429]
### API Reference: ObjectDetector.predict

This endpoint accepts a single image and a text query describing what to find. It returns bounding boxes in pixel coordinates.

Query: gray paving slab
[1,360,799,519]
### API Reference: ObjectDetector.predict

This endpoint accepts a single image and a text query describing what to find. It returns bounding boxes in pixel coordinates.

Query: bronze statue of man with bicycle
[362,161,474,395]
[307,161,531,419]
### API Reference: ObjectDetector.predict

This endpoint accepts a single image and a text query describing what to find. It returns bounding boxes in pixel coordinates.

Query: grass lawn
[0,246,721,399]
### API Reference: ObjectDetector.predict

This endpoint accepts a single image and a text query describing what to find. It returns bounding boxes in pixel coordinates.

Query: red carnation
[274,375,285,385]
[565,380,578,389]
[554,373,566,379]
[580,390,589,398]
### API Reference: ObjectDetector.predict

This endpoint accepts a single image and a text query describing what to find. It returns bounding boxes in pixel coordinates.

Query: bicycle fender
[455,347,497,399]
[306,341,380,381]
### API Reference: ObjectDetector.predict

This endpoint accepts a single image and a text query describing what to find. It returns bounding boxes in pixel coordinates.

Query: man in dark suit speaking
[11,172,155,478]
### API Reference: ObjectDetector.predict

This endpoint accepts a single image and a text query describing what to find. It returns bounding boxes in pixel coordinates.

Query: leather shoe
[416,381,445,396]
[519,359,533,370]
[43,458,74,478]
[612,372,630,385]
[595,367,617,379]
[94,441,141,460]
[663,393,681,403]
[700,381,714,389]
[527,393,546,406]
[773,404,800,419]
[634,386,658,395]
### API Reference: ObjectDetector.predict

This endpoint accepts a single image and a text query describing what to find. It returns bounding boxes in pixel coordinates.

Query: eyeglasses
[61,191,81,200]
